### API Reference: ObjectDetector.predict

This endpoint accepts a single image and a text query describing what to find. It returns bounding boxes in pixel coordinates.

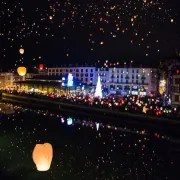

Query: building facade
[48,67,96,85]
[171,74,180,107]
[48,66,158,95]
[96,67,157,95]
[0,72,25,88]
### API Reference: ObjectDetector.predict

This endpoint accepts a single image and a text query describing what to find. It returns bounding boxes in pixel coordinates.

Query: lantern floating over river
[32,143,53,171]
[17,66,27,76]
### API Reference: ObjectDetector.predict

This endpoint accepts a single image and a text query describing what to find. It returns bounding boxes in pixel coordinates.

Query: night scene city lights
[0,0,180,179]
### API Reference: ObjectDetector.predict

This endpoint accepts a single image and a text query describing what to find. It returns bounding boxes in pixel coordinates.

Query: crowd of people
[1,88,180,119]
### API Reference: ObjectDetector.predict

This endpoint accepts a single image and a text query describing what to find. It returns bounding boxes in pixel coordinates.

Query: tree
[95,75,102,98]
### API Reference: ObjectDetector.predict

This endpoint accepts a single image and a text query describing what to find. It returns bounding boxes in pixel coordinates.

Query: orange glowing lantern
[19,48,24,54]
[39,64,44,70]
[32,143,53,171]
[17,66,27,76]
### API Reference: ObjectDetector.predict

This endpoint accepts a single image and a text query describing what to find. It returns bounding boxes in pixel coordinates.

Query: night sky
[0,0,180,69]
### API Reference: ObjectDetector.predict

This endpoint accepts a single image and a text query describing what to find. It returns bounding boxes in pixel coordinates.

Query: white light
[67,118,73,125]
[67,73,73,87]
[94,75,102,98]
[96,123,99,131]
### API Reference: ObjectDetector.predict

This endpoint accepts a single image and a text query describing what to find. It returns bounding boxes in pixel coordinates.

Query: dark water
[0,106,180,180]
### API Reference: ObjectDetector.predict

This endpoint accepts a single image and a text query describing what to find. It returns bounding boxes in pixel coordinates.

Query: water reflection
[0,105,180,179]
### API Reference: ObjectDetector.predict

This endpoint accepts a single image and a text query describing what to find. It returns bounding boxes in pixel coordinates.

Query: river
[0,103,180,180]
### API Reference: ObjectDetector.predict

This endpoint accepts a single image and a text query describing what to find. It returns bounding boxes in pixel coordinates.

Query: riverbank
[1,93,180,126]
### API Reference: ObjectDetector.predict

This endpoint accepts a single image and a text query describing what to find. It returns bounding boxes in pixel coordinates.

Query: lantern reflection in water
[32,143,53,171]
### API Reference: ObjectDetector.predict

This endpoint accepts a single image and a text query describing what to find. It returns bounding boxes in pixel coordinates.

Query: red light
[176,70,180,73]
[39,64,44,70]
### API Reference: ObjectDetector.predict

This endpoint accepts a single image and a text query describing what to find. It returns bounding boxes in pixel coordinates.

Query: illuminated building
[107,67,157,96]
[48,66,96,85]
[14,75,94,94]
[0,72,25,89]
[171,74,180,107]
[48,65,158,95]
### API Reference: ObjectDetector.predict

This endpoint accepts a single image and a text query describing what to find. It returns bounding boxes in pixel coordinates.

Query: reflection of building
[0,103,14,114]
[48,66,96,85]
[172,74,180,107]
[0,72,25,88]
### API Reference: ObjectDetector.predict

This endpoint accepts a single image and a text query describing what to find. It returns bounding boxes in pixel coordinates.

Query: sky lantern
[17,66,27,76]
[32,143,53,171]
[19,48,24,54]
[39,64,44,70]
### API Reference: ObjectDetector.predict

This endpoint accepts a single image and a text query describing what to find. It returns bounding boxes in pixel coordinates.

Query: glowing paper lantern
[39,64,44,70]
[17,66,27,76]
[32,143,53,171]
[19,48,24,54]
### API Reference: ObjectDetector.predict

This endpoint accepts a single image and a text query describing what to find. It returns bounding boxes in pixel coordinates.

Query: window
[132,69,134,73]
[126,80,128,84]
[136,69,139,73]
[132,75,134,79]
[110,85,115,90]
[121,75,123,79]
[70,69,73,72]
[86,78,88,82]
[81,69,83,72]
[85,73,88,77]
[60,69,62,72]
[66,69,68,72]
[49,69,51,72]
[121,70,123,73]
[76,73,79,77]
[136,75,138,79]
[91,69,93,72]
[81,73,83,77]
[117,85,122,90]
[124,85,130,90]
[76,69,79,72]
[56,69,59,72]
[175,78,180,85]
[90,73,93,77]
[136,80,138,84]
[90,78,93,81]
[142,80,144,84]
[86,69,88,72]
[175,95,179,102]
